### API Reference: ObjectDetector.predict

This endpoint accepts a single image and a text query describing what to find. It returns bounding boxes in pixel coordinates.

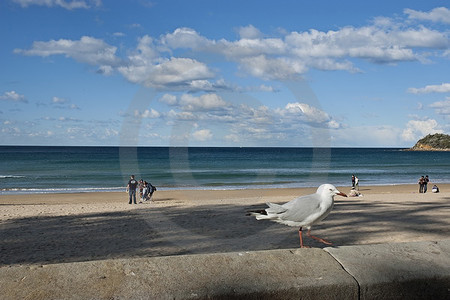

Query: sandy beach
[1,184,449,266]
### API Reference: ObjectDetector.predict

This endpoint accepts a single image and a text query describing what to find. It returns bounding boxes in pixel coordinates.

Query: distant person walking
[352,174,356,188]
[127,175,138,204]
[355,176,359,190]
[423,175,429,193]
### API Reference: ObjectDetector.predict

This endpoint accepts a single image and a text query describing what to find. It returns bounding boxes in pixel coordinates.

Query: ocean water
[1,146,449,194]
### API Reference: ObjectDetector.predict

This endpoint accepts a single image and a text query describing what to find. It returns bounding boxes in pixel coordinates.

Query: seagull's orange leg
[298,227,310,248]
[306,229,332,245]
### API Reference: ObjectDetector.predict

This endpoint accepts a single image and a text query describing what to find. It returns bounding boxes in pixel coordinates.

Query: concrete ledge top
[324,239,450,300]
[1,239,449,300]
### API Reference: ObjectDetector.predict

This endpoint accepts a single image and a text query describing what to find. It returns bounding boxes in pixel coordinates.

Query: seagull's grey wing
[279,194,321,223]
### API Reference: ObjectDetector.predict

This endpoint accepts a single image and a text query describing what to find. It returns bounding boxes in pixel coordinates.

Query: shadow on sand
[1,199,449,266]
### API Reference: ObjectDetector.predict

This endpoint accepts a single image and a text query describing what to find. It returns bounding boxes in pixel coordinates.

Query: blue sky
[1,0,449,147]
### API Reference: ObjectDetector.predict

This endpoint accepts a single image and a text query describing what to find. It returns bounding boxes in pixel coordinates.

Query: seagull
[248,184,347,248]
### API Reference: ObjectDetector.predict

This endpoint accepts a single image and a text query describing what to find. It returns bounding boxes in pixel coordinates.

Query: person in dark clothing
[147,182,156,201]
[127,175,138,204]
[423,175,429,193]
[142,181,157,201]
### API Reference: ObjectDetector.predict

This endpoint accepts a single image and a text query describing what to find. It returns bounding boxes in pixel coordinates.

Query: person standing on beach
[127,175,138,204]
[351,174,356,188]
[355,176,359,190]
[141,181,148,203]
[423,175,429,193]
[418,176,424,193]
[138,179,144,201]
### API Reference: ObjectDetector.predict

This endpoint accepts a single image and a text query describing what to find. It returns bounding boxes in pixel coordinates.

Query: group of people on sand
[418,175,439,193]
[350,174,440,195]
[349,174,362,197]
[126,175,157,204]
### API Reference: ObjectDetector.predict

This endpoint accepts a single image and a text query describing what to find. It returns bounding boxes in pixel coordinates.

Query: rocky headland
[408,133,450,151]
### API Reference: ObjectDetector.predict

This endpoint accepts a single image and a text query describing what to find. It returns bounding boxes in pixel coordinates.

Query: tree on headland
[410,133,450,151]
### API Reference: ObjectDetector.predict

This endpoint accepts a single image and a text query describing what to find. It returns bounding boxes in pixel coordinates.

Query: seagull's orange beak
[337,192,347,197]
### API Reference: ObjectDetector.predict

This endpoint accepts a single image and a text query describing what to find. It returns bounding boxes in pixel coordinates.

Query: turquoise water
[1,146,449,194]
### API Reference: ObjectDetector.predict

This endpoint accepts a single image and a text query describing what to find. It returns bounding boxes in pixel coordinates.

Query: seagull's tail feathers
[265,202,287,214]
[246,209,268,219]
[247,202,287,220]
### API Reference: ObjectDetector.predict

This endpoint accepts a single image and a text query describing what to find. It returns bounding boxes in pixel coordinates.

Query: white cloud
[118,57,214,89]
[284,103,327,122]
[13,8,450,91]
[13,0,102,10]
[238,105,272,124]
[327,120,341,129]
[238,55,307,80]
[167,110,197,120]
[284,25,438,64]
[160,93,229,112]
[104,128,119,138]
[14,36,120,69]
[159,94,177,105]
[186,79,235,92]
[161,27,212,50]
[52,96,67,104]
[135,108,160,119]
[133,35,159,61]
[237,25,263,39]
[224,133,240,143]
[408,83,450,94]
[58,116,80,122]
[401,118,443,141]
[2,126,21,135]
[51,96,81,110]
[405,7,450,24]
[280,102,341,128]
[160,17,448,80]
[159,98,344,146]
[179,93,227,111]
[13,34,217,91]
[429,98,450,117]
[192,129,212,141]
[257,85,276,92]
[0,91,27,103]
[391,26,449,49]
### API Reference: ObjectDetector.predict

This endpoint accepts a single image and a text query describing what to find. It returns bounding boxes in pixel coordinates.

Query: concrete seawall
[1,239,449,299]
